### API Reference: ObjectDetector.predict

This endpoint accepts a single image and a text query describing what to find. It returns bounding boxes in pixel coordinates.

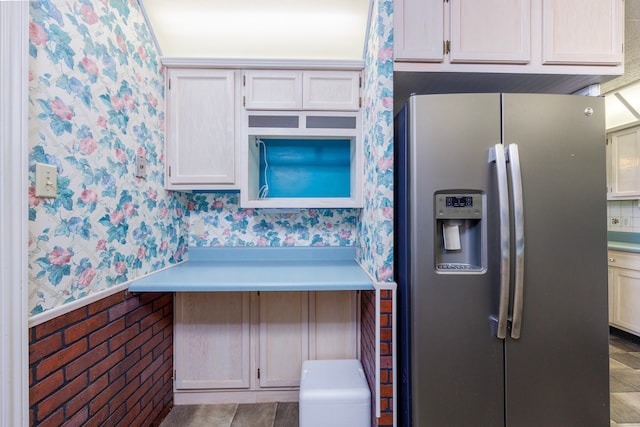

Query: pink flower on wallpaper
[114,148,126,163]
[378,47,393,62]
[116,34,127,52]
[123,93,135,110]
[382,206,394,220]
[50,98,73,120]
[123,201,135,216]
[381,96,393,110]
[159,241,169,252]
[97,116,108,128]
[211,199,224,210]
[29,186,42,207]
[137,146,146,156]
[257,237,267,246]
[324,222,333,229]
[308,209,319,217]
[187,200,195,210]
[81,57,99,75]
[80,137,98,154]
[80,189,98,204]
[175,207,183,218]
[110,95,125,111]
[137,246,146,260]
[80,5,99,25]
[147,94,158,108]
[339,230,352,240]
[109,210,124,226]
[159,206,168,219]
[232,211,245,221]
[284,236,296,246]
[115,261,127,275]
[377,266,393,282]
[96,239,107,251]
[29,22,48,46]
[78,267,97,286]
[378,156,393,172]
[138,46,147,61]
[48,247,72,266]
[147,188,157,200]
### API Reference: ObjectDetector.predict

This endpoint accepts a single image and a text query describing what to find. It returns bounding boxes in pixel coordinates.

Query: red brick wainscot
[29,291,173,426]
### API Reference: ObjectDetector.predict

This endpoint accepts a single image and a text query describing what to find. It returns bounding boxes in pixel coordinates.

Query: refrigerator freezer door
[501,94,610,426]
[400,94,505,426]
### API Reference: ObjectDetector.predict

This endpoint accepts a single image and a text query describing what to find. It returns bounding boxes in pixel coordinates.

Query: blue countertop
[608,232,640,253]
[128,246,375,292]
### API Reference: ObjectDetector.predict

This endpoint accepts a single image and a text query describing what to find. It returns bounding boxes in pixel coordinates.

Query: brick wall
[361,289,394,427]
[29,291,173,426]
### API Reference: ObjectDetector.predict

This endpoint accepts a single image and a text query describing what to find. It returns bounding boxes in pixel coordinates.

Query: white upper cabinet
[165,68,238,189]
[243,70,361,111]
[608,127,640,199]
[243,70,303,110]
[542,0,624,65]
[449,0,531,64]
[394,0,624,73]
[395,0,531,64]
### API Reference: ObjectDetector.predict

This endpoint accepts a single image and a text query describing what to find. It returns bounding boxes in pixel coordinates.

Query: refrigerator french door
[395,93,610,427]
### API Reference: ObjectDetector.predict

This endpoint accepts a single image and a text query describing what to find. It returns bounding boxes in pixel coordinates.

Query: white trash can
[299,359,371,427]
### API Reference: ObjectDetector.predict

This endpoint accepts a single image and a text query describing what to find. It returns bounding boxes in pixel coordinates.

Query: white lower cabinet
[609,251,640,336]
[174,291,359,403]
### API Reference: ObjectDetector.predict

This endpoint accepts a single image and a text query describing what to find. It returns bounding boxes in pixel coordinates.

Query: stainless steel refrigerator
[395,93,610,427]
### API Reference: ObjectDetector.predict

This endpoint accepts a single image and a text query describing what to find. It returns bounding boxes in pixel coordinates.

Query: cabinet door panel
[167,69,236,186]
[449,0,531,63]
[259,292,309,388]
[610,128,640,198]
[310,291,358,360]
[244,70,303,110]
[303,71,360,111]
[394,0,444,62]
[175,292,251,389]
[612,269,640,334]
[542,0,623,65]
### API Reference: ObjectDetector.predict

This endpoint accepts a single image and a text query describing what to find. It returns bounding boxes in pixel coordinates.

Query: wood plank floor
[610,328,640,426]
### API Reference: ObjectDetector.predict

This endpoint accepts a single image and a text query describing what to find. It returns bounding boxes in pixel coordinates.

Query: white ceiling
[604,81,640,131]
[140,0,372,60]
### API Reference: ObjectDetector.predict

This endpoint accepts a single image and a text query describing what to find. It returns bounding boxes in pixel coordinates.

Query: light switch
[136,154,147,178]
[35,162,58,198]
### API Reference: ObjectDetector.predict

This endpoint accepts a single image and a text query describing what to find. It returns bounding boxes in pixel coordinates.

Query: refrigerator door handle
[489,144,510,340]
[507,144,525,339]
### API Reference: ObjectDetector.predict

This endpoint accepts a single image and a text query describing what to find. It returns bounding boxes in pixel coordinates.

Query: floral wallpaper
[28,0,187,316]
[187,193,359,247]
[27,0,394,317]
[358,0,394,282]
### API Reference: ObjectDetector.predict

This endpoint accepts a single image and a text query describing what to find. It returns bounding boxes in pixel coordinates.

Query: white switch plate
[136,154,147,178]
[35,162,57,198]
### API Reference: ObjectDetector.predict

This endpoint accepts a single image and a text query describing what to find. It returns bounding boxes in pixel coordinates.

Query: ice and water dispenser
[434,191,486,273]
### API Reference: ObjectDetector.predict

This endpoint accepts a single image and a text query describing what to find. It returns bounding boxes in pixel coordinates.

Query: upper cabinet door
[166,68,236,187]
[244,70,303,110]
[303,71,360,111]
[609,127,640,199]
[449,0,531,63]
[394,0,444,62]
[542,0,624,65]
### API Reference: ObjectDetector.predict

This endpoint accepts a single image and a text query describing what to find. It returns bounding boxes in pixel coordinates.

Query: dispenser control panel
[435,193,483,219]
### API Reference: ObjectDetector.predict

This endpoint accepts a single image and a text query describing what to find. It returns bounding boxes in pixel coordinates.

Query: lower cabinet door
[258,291,309,388]
[611,268,640,335]
[174,292,251,389]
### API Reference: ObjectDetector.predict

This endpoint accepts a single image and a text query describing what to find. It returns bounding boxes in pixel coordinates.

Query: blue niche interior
[257,138,352,198]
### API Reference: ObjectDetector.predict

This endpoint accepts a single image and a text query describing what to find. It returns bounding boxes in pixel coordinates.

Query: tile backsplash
[608,200,640,232]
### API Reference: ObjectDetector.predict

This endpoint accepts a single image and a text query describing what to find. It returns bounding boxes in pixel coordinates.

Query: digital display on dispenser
[446,196,473,207]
